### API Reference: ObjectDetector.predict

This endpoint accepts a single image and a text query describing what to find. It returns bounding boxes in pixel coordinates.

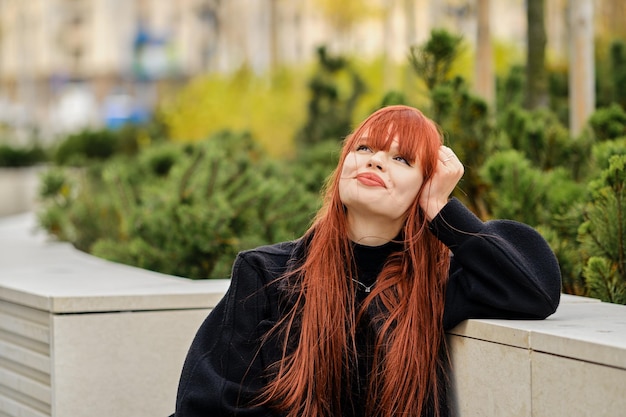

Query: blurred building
[0,0,543,142]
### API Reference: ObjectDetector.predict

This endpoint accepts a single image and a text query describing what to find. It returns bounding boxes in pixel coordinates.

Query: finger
[439,146,456,163]
[438,146,449,161]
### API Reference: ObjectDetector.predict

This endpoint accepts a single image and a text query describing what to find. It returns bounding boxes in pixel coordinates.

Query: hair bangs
[344,106,442,174]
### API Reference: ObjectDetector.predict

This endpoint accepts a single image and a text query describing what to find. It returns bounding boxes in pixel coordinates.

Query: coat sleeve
[173,251,279,417]
[429,199,562,330]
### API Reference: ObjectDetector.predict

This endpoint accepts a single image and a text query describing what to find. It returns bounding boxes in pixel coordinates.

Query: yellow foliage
[493,40,524,75]
[159,66,310,158]
[447,39,524,84]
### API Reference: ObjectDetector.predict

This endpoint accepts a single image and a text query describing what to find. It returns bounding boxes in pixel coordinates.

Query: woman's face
[338,135,424,223]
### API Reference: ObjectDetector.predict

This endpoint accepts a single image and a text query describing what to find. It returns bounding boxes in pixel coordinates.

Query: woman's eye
[356,145,371,152]
[394,156,411,166]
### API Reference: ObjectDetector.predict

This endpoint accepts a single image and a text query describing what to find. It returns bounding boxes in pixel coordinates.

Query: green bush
[52,124,153,166]
[587,136,626,182]
[499,106,584,174]
[478,147,587,295]
[480,150,583,226]
[547,65,569,126]
[578,154,626,303]
[0,143,48,167]
[53,129,119,165]
[587,103,626,141]
[496,64,525,111]
[290,139,341,194]
[38,130,320,279]
[497,63,571,128]
[37,165,125,252]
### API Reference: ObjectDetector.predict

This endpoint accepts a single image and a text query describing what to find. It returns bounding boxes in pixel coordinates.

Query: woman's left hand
[419,146,464,221]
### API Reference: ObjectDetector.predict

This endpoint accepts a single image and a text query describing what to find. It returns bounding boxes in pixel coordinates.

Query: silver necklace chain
[351,278,376,293]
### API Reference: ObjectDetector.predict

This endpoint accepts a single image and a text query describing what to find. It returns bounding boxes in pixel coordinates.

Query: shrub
[578,154,626,303]
[480,150,544,224]
[496,64,525,111]
[290,139,341,194]
[53,129,119,165]
[38,130,320,279]
[480,150,582,224]
[587,103,626,141]
[480,149,587,295]
[499,105,583,174]
[52,124,152,166]
[0,143,48,167]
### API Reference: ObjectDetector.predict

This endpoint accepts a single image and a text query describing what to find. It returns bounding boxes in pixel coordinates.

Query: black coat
[172,198,562,416]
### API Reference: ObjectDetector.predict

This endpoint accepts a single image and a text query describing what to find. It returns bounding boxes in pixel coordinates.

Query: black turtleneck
[347,238,403,416]
[351,238,403,296]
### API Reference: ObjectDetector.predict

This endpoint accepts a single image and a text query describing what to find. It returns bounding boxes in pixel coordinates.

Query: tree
[474,0,494,108]
[568,0,595,136]
[408,29,463,94]
[526,0,548,110]
[382,0,395,91]
[403,0,418,90]
[296,46,366,145]
[268,0,280,71]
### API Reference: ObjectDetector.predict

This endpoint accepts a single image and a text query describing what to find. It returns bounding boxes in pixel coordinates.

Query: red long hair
[261,105,450,416]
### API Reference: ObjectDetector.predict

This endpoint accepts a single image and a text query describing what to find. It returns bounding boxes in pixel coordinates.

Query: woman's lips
[356,173,386,187]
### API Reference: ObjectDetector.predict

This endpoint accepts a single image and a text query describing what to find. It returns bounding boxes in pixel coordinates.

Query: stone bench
[1,213,625,417]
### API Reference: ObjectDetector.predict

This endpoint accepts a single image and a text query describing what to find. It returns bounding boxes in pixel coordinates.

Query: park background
[0,0,625,304]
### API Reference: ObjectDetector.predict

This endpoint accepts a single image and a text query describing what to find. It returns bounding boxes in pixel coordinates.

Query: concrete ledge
[447,294,626,416]
[0,213,229,313]
[450,297,625,369]
[1,213,626,417]
[0,213,228,417]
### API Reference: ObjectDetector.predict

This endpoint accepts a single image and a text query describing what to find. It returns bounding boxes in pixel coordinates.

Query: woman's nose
[367,152,386,170]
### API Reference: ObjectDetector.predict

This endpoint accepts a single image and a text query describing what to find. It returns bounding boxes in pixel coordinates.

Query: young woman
[172,105,561,417]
